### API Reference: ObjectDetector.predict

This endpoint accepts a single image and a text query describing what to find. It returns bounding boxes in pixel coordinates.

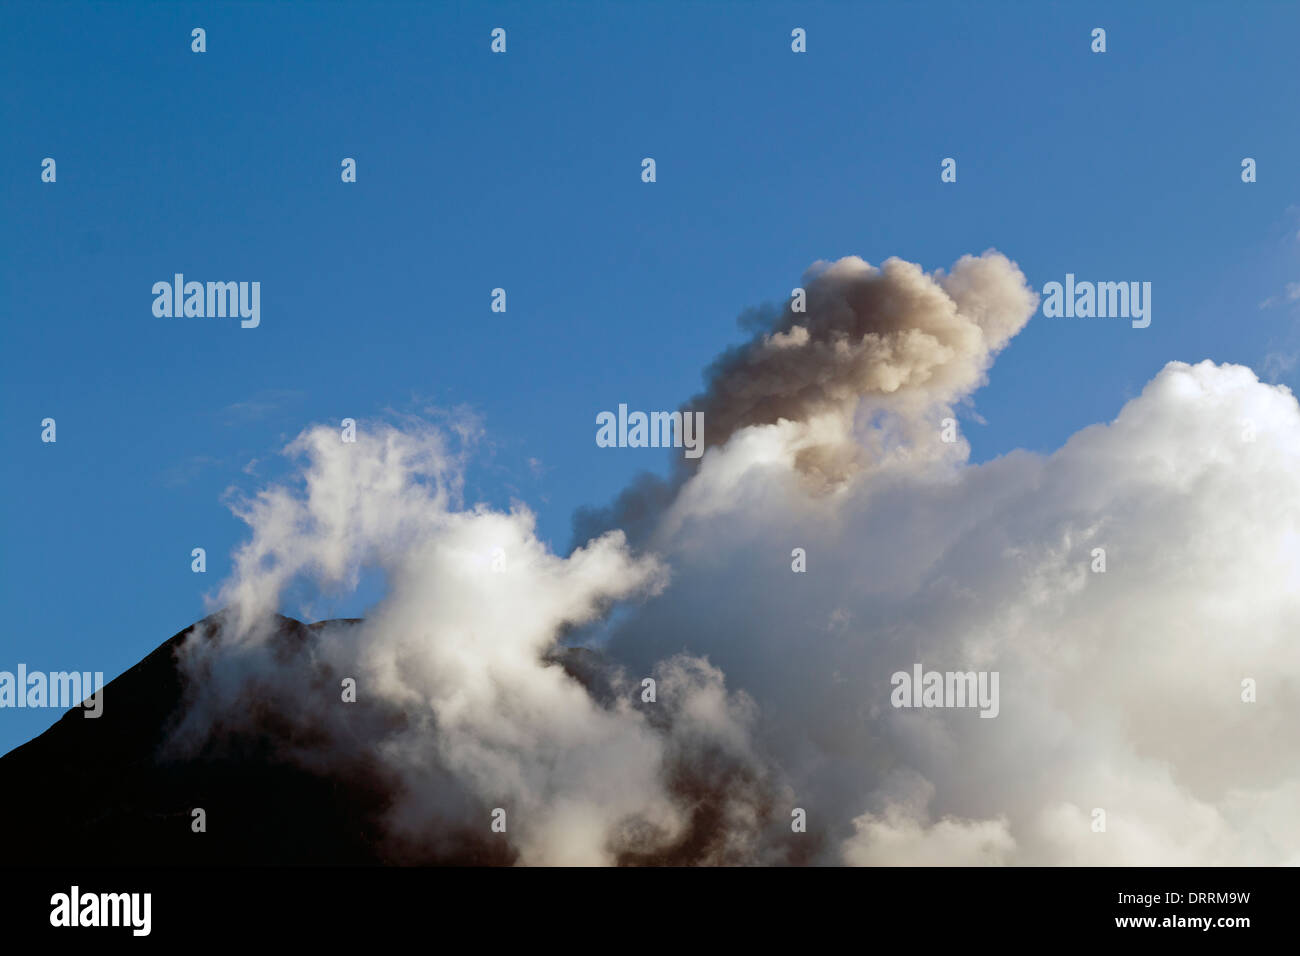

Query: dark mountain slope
[0,614,394,865]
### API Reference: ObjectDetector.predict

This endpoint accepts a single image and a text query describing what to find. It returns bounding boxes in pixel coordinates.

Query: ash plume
[575,250,1039,546]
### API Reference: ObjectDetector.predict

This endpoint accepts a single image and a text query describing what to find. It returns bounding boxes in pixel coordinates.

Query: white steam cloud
[175,250,1300,865]
[174,423,783,865]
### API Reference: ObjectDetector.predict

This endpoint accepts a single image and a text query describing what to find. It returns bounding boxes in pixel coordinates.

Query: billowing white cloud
[175,419,776,865]
[179,250,1300,865]
[605,358,1300,865]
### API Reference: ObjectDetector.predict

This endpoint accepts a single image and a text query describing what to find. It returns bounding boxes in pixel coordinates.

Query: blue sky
[2,0,1297,755]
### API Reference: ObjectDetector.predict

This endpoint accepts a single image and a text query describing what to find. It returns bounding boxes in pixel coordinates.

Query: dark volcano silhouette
[0,614,399,866]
